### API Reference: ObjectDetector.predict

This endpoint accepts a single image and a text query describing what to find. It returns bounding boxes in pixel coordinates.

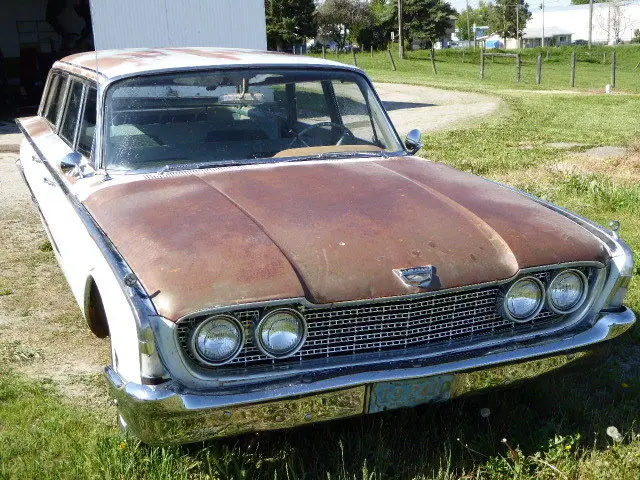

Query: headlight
[255,309,307,358]
[502,276,545,322]
[191,315,244,365]
[547,269,588,314]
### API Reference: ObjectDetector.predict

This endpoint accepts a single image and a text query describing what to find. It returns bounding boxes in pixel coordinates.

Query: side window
[59,80,84,145]
[44,74,65,126]
[295,82,331,125]
[332,81,373,142]
[77,87,97,158]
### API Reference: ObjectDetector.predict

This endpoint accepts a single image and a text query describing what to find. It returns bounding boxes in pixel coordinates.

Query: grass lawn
[316,44,640,93]
[2,81,640,479]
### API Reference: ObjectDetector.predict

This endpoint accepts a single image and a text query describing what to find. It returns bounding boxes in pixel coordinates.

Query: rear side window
[44,74,65,125]
[59,80,84,145]
[77,87,97,158]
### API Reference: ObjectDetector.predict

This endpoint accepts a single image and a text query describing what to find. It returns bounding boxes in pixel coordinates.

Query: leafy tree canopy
[487,0,532,43]
[265,0,317,51]
[455,1,492,41]
[316,0,373,47]
[404,0,458,45]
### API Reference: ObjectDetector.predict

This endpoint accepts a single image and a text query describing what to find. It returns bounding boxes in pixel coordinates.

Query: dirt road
[375,83,502,136]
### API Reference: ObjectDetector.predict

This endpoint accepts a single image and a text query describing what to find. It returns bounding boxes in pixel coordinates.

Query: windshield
[103,68,403,172]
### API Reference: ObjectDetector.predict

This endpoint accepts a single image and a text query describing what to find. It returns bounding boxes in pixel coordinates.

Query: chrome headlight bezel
[501,276,546,323]
[546,268,589,314]
[190,314,245,366]
[254,308,308,359]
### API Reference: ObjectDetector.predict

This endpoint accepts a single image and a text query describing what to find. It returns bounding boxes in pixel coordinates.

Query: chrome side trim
[15,119,167,383]
[107,308,634,444]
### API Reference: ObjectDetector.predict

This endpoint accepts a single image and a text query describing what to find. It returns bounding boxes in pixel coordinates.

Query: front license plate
[369,374,457,413]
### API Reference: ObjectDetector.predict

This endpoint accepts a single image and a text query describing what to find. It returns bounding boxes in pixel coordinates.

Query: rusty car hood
[83,156,607,321]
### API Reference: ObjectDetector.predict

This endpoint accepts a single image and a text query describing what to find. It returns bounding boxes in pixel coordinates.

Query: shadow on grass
[161,320,640,479]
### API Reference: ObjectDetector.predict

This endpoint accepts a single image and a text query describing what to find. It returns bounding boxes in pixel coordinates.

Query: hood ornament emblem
[396,266,442,290]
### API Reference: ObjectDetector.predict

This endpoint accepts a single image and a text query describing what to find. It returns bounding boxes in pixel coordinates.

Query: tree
[570,0,604,5]
[455,2,492,41]
[265,0,317,51]
[488,0,531,45]
[357,0,396,49]
[596,0,631,43]
[403,0,457,47]
[315,0,373,48]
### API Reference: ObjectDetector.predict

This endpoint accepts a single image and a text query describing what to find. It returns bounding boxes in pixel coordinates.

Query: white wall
[89,0,267,51]
[527,2,640,44]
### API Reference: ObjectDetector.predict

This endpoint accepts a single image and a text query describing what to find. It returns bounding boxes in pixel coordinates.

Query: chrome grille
[177,267,585,370]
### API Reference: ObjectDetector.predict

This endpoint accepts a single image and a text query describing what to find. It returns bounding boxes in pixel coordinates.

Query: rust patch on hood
[84,157,607,321]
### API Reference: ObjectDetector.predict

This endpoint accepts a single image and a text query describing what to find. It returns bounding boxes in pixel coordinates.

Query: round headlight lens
[192,315,244,365]
[547,269,587,313]
[256,309,307,358]
[503,276,545,322]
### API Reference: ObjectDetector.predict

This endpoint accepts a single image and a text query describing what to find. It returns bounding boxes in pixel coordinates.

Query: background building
[527,1,640,45]
[0,0,266,111]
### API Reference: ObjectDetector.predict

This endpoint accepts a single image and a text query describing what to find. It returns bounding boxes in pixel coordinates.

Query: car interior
[104,71,397,171]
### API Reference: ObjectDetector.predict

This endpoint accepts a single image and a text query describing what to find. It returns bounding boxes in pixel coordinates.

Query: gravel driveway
[375,83,501,137]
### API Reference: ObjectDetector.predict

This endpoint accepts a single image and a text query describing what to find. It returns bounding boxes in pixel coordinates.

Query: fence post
[322,45,326,59]
[430,46,437,74]
[370,45,373,58]
[462,50,466,63]
[516,53,522,82]
[603,52,607,64]
[571,52,577,87]
[546,50,550,61]
[611,50,617,88]
[387,48,397,71]
[352,49,358,67]
[536,54,543,84]
[480,51,485,79]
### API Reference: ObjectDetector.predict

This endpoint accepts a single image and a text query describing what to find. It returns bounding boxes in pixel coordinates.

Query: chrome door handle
[43,177,56,187]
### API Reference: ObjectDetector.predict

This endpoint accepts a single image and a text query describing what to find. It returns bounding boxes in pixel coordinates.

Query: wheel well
[84,277,110,338]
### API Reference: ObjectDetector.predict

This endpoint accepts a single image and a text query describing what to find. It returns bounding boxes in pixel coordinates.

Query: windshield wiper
[157,151,392,174]
[286,150,390,163]
[158,160,256,173]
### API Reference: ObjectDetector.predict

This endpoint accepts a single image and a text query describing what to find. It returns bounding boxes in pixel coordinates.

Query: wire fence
[309,45,640,92]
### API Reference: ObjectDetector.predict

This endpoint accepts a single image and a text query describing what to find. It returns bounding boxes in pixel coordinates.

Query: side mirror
[60,152,82,175]
[404,129,424,154]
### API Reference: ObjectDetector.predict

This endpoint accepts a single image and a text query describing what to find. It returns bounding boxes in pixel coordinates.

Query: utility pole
[398,0,404,59]
[516,0,520,49]
[541,0,545,47]
[466,0,471,46]
[588,0,594,47]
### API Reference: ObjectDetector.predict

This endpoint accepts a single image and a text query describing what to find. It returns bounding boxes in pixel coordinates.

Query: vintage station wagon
[16,48,635,444]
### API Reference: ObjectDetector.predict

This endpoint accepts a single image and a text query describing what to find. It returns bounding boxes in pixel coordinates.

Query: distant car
[16,47,635,444]
[573,39,588,46]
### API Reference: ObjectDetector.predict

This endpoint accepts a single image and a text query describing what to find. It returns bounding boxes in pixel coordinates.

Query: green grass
[314,44,640,93]
[4,84,640,478]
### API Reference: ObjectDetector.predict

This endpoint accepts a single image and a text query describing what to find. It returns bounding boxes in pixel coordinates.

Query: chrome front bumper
[106,308,635,444]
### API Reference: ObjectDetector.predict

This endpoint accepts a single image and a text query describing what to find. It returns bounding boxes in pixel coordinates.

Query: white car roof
[56,47,358,82]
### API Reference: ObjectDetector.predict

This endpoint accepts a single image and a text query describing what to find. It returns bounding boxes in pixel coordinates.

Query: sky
[449,0,573,14]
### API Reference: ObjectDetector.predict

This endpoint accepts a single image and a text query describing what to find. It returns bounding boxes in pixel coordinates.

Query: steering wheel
[288,121,356,148]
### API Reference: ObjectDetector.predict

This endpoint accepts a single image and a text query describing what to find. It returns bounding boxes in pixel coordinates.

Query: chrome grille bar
[177,268,579,370]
